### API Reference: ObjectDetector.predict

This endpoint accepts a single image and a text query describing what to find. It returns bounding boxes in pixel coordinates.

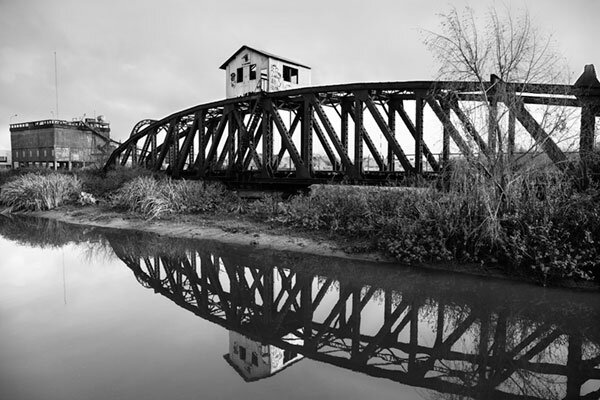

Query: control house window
[283,66,298,84]
[237,67,244,83]
[239,346,246,361]
[249,64,257,80]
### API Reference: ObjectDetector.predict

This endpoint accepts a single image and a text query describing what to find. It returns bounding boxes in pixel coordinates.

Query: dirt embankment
[25,206,391,263]
[19,206,600,291]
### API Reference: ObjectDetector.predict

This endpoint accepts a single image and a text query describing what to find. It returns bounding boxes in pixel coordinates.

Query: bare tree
[423,5,577,194]
[425,6,567,84]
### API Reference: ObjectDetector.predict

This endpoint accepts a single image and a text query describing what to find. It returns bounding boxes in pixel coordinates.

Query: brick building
[9,117,117,169]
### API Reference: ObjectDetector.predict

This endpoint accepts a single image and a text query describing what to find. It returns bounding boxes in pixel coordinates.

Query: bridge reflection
[108,235,600,400]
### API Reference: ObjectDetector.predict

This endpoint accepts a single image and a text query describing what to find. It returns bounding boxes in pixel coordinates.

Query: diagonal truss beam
[393,101,440,171]
[426,97,474,158]
[267,101,308,177]
[362,93,414,172]
[445,95,490,157]
[310,94,357,176]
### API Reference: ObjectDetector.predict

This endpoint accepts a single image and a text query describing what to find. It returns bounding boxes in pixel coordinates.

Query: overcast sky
[1,0,598,149]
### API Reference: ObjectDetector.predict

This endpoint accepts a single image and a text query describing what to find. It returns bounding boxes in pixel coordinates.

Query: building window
[251,353,258,366]
[29,150,32,157]
[249,64,257,80]
[237,67,244,83]
[43,149,47,157]
[283,66,298,84]
[239,346,246,361]
[0,156,6,162]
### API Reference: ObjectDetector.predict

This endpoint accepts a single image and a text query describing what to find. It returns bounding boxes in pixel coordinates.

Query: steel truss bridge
[110,237,600,399]
[104,68,600,187]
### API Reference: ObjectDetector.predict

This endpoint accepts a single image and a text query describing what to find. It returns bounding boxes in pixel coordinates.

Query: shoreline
[25,206,391,263]
[12,205,597,292]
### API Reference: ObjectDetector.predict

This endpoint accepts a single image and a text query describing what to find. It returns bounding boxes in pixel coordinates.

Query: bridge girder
[105,78,600,186]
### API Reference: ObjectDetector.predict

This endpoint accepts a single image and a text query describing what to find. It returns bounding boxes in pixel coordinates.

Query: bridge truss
[110,239,600,399]
[104,73,600,186]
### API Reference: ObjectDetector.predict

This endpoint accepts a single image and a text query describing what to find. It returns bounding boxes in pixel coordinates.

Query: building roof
[219,45,311,70]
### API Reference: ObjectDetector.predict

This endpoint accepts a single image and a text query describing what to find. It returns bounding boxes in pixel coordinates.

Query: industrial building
[220,45,311,98]
[0,149,11,170]
[9,117,117,169]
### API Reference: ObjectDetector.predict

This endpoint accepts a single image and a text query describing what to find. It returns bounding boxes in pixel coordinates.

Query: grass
[0,173,81,211]
[110,176,230,219]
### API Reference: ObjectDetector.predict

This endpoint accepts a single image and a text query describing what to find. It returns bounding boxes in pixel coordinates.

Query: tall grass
[110,176,229,219]
[0,173,81,211]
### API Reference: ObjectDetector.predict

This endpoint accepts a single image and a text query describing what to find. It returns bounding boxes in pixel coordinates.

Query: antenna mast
[54,51,59,119]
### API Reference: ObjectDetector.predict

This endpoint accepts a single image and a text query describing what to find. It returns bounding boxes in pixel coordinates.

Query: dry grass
[0,173,81,211]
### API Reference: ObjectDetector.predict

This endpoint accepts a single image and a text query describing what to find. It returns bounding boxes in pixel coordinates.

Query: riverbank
[1,170,599,289]
[16,205,598,291]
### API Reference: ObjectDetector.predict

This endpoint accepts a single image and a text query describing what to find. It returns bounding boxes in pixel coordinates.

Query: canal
[1,216,599,400]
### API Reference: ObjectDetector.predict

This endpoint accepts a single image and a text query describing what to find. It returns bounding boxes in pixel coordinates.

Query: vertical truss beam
[354,97,364,175]
[341,99,350,156]
[301,97,314,173]
[441,100,450,167]
[174,111,201,177]
[192,117,211,174]
[203,110,230,174]
[261,106,274,177]
[387,100,396,171]
[415,94,424,174]
[153,118,178,172]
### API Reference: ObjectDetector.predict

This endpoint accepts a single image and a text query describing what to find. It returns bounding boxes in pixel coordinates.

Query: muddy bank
[13,206,599,291]
[23,206,390,263]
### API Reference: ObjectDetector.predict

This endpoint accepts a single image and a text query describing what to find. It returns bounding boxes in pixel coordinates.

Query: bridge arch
[105,73,600,186]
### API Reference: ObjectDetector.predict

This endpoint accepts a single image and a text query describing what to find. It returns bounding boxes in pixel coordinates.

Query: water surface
[1,216,599,400]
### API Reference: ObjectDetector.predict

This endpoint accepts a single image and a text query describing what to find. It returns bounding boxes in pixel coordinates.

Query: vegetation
[0,166,598,284]
[110,176,230,219]
[0,172,81,211]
